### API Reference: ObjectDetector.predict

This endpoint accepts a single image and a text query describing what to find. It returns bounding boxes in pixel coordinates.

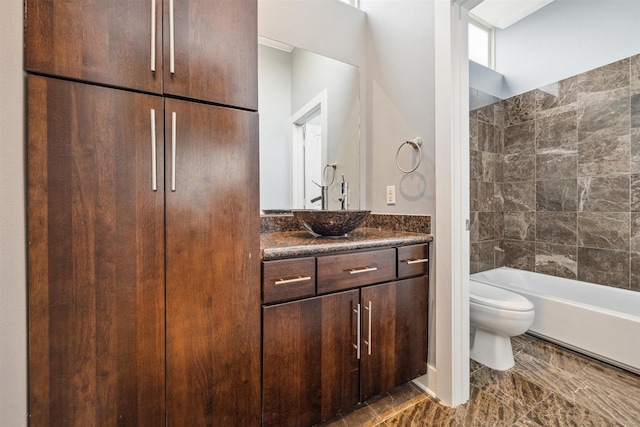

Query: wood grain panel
[165,99,261,426]
[163,0,257,109]
[360,276,428,401]
[263,291,360,427]
[28,75,165,426]
[397,243,430,279]
[26,0,162,93]
[317,248,396,294]
[262,257,316,304]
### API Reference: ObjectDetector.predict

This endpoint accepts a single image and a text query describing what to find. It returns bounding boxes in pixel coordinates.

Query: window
[339,0,360,8]
[468,16,494,69]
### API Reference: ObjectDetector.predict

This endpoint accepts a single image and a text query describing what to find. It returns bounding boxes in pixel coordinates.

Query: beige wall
[0,0,27,425]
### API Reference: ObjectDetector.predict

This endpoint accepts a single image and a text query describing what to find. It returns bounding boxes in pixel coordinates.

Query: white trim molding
[433,0,472,408]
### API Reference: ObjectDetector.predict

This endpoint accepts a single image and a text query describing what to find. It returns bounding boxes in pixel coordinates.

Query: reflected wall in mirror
[258,37,360,212]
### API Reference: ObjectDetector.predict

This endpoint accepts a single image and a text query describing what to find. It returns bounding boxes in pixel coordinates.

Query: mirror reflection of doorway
[291,90,328,209]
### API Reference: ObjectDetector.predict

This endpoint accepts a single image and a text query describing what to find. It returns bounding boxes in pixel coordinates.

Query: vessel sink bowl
[292,210,371,237]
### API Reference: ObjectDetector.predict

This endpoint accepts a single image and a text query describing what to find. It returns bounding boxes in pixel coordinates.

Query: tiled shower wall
[471,53,640,292]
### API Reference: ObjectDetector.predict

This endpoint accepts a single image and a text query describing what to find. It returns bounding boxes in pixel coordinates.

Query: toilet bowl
[469,280,535,371]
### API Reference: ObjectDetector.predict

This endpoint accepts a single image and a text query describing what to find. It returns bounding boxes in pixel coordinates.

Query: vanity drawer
[263,257,316,304]
[317,248,396,294]
[397,244,429,279]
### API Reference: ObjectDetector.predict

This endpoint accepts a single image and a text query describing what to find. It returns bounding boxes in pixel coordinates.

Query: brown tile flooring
[318,334,640,426]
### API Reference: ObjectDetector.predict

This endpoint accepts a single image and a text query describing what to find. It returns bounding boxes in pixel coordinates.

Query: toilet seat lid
[469,280,534,311]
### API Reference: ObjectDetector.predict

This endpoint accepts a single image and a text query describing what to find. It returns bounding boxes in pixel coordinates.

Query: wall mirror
[258,36,360,213]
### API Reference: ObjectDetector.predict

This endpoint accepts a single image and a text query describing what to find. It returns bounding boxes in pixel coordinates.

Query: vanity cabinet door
[163,0,258,109]
[360,276,428,401]
[27,76,166,426]
[263,290,360,427]
[26,0,163,94]
[165,99,261,425]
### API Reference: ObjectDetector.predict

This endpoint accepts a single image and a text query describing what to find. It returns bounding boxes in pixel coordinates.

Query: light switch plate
[386,185,396,205]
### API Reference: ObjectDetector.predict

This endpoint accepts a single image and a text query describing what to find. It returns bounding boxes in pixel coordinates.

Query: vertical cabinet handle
[150,0,156,72]
[150,109,157,191]
[169,0,175,74]
[171,112,177,191]
[353,304,361,360]
[364,301,372,356]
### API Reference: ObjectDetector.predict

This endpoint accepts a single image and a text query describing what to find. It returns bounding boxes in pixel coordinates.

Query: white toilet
[469,280,535,371]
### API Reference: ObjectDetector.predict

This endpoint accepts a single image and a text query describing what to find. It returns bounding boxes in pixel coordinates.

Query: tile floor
[318,334,640,426]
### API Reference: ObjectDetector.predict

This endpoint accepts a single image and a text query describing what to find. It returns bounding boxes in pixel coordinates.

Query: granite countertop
[261,228,433,261]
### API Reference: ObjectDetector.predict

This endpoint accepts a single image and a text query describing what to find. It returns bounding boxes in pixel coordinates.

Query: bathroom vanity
[260,224,432,427]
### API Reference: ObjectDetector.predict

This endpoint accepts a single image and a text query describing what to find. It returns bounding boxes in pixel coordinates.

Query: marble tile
[631,252,640,292]
[481,152,498,182]
[535,243,578,279]
[578,58,630,103]
[632,93,640,129]
[503,182,536,212]
[470,181,478,212]
[511,351,592,404]
[512,416,543,427]
[578,134,630,177]
[578,176,630,212]
[526,393,623,427]
[383,394,457,427]
[536,179,578,212]
[632,54,640,94]
[450,385,521,427]
[504,91,536,126]
[503,212,536,241]
[577,212,630,251]
[569,364,640,426]
[469,115,478,151]
[367,383,428,421]
[470,150,481,182]
[504,121,536,155]
[503,153,535,182]
[477,182,496,212]
[630,213,640,252]
[494,102,505,128]
[630,130,640,173]
[536,151,577,180]
[578,97,631,144]
[470,368,550,415]
[331,404,383,427]
[478,121,497,153]
[504,240,535,271]
[511,335,588,375]
[475,212,496,242]
[477,102,495,124]
[536,212,577,245]
[577,247,630,289]
[536,77,578,115]
[535,109,578,151]
[494,183,505,212]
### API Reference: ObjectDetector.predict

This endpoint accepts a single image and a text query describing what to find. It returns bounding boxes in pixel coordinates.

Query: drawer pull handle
[274,275,312,286]
[405,258,429,265]
[348,266,378,275]
[353,303,361,360]
[364,301,372,355]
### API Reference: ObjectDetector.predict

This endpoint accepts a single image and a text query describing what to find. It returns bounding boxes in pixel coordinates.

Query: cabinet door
[163,0,257,109]
[263,291,360,427]
[165,99,260,425]
[28,76,165,426]
[360,276,428,401]
[26,0,162,94]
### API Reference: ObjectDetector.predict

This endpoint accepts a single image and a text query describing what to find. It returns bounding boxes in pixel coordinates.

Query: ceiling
[471,0,555,29]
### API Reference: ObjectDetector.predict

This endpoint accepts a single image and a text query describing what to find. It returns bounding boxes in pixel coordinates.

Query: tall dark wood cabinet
[28,76,166,426]
[26,0,260,425]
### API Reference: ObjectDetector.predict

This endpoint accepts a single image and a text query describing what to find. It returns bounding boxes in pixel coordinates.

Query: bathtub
[470,267,640,375]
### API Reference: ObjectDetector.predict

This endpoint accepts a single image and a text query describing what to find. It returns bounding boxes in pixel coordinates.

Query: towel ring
[396,138,422,173]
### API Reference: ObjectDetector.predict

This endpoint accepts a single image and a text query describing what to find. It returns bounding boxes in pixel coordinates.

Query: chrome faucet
[311,185,329,210]
[339,174,348,210]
